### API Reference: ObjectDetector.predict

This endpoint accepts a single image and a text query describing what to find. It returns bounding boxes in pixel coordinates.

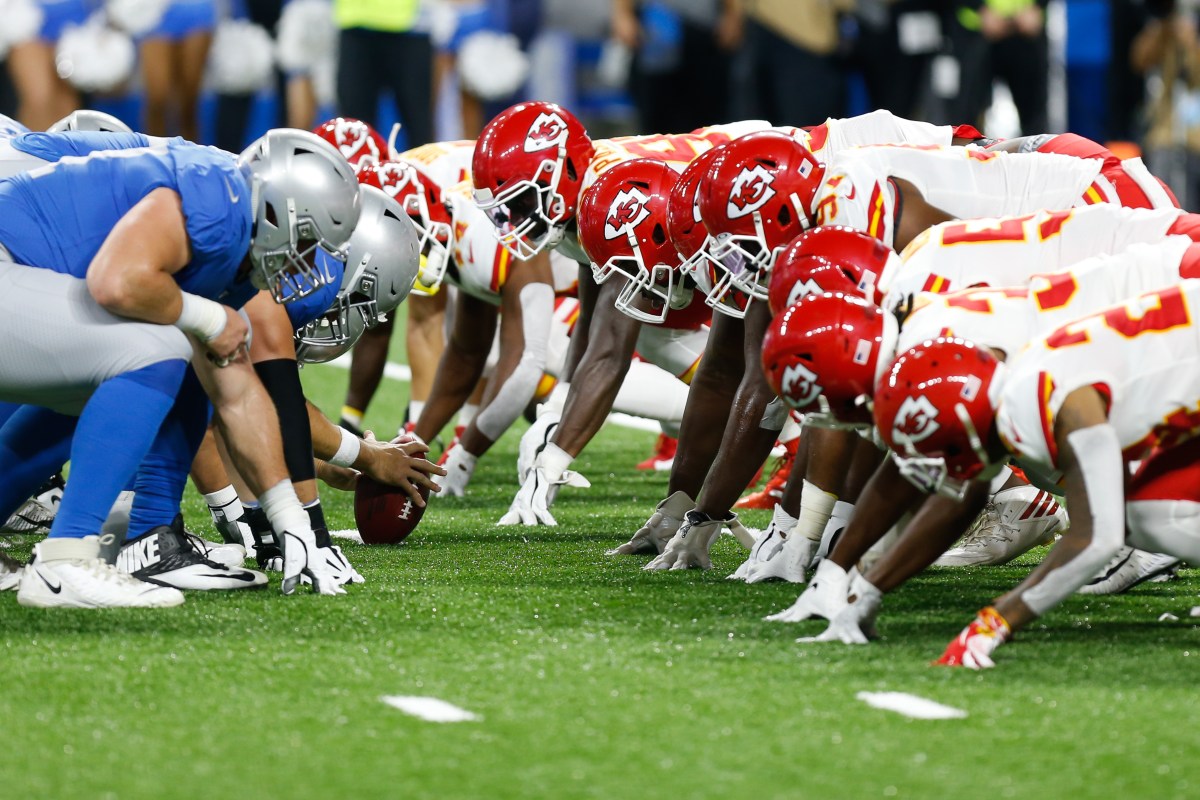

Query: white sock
[204,485,244,524]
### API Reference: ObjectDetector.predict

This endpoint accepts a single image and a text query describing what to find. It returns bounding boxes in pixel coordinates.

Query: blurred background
[1,0,1197,206]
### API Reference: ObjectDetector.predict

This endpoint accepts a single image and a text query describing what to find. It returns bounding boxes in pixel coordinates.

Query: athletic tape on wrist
[798,479,838,542]
[174,292,227,342]
[329,426,361,468]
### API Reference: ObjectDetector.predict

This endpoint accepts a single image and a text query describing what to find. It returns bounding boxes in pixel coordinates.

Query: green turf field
[1,361,1197,800]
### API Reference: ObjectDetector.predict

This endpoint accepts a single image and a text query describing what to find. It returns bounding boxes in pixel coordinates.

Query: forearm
[559,265,598,383]
[866,481,990,594]
[694,369,779,516]
[414,343,489,443]
[804,427,856,495]
[828,455,924,571]
[553,343,635,457]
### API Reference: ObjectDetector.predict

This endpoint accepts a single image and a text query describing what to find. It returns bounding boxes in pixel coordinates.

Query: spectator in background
[732,0,847,127]
[7,0,89,131]
[1132,0,1200,208]
[610,0,741,132]
[140,0,216,140]
[946,0,1049,134]
[851,0,942,119]
[335,0,433,146]
[335,0,438,434]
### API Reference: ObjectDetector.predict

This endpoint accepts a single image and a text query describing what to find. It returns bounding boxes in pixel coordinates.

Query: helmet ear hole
[651,223,667,245]
[264,201,279,226]
[565,158,578,182]
[777,204,792,228]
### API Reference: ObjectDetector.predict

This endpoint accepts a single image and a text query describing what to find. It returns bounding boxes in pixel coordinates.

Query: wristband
[329,426,362,468]
[174,292,228,342]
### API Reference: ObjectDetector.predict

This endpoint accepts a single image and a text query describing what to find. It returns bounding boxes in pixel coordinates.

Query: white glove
[607,491,694,556]
[301,543,364,587]
[436,445,478,498]
[796,572,881,644]
[281,524,346,596]
[725,517,757,550]
[498,444,590,526]
[729,504,803,583]
[644,511,726,571]
[764,559,851,622]
[214,514,257,560]
[517,407,560,484]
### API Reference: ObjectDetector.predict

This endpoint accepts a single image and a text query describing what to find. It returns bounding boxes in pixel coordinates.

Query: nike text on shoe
[17,536,185,608]
[116,522,267,591]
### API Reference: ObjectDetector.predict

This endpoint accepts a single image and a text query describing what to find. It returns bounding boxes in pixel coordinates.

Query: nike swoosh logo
[200,571,259,582]
[845,185,857,200]
[224,177,240,203]
[36,568,62,594]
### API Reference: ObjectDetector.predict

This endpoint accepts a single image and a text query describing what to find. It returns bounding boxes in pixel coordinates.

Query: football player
[0,129,358,607]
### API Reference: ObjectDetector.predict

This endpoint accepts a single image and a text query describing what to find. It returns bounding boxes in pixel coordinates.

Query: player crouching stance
[873,284,1200,666]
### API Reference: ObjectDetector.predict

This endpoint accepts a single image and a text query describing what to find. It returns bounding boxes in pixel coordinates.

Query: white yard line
[329,529,363,544]
[381,695,480,722]
[856,691,967,720]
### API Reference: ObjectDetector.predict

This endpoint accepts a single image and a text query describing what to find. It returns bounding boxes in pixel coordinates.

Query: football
[354,476,430,544]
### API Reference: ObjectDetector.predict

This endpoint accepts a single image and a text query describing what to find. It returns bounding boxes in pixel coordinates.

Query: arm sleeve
[474,283,554,441]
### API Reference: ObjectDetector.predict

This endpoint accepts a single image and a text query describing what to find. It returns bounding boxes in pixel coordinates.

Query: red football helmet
[761,292,898,428]
[665,143,748,318]
[577,159,684,324]
[874,338,1006,499]
[767,226,895,315]
[359,159,453,294]
[313,117,387,173]
[697,130,825,304]
[471,101,596,260]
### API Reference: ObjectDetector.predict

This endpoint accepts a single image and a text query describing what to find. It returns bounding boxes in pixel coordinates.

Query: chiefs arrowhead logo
[779,362,823,409]
[786,278,825,308]
[603,187,651,240]
[727,165,776,219]
[893,395,941,444]
[523,112,569,153]
[373,161,414,197]
[335,119,380,165]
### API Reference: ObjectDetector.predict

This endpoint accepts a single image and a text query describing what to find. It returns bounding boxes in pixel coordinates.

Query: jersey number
[1045,285,1191,349]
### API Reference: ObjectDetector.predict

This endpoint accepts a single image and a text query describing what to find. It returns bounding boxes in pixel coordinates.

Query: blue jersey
[0,140,254,306]
[284,249,345,330]
[0,114,29,139]
[9,130,159,161]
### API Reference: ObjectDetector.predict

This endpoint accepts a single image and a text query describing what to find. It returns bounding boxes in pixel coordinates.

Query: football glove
[935,606,1010,668]
[644,510,727,571]
[607,491,694,556]
[498,446,590,527]
[435,445,478,498]
[796,572,882,644]
[280,524,346,596]
[764,559,851,622]
[517,407,560,484]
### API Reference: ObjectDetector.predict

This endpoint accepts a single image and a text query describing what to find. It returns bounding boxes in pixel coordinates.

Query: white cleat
[18,536,185,608]
[935,486,1065,567]
[765,560,852,622]
[1078,547,1181,595]
[181,529,247,570]
[116,523,267,591]
[607,491,694,556]
[644,513,725,571]
[1,551,22,591]
[2,474,64,534]
[730,504,799,581]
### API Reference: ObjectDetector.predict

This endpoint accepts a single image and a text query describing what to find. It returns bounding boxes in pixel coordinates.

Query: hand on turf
[498,449,590,527]
[764,559,851,622]
[644,512,725,571]
[796,573,882,644]
[607,491,694,556]
[517,408,559,484]
[280,524,346,596]
[205,306,251,366]
[935,607,1010,668]
[434,444,478,498]
[301,543,364,587]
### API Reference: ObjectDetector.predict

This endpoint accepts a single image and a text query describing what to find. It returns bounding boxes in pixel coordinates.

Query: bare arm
[551,277,643,457]
[559,263,598,383]
[413,291,498,444]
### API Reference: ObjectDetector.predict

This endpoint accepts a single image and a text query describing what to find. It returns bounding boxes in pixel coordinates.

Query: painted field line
[330,529,363,544]
[320,356,662,433]
[381,695,480,722]
[856,691,967,720]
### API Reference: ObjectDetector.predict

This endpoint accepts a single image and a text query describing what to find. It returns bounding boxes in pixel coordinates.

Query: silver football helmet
[294,185,420,362]
[47,110,133,134]
[237,128,361,303]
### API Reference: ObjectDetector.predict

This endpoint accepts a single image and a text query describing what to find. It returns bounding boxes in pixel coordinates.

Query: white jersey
[883,205,1193,311]
[797,109,958,163]
[897,237,1199,360]
[397,140,474,189]
[997,279,1200,469]
[813,145,1107,249]
[445,183,577,306]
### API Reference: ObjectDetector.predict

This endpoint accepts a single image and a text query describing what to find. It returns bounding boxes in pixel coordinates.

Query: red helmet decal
[523,111,569,153]
[373,161,413,197]
[333,119,381,163]
[727,165,776,218]
[604,187,651,239]
[779,362,823,408]
[893,395,942,443]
